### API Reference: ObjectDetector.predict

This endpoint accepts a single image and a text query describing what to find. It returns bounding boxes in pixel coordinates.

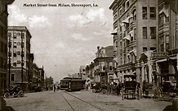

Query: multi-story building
[32,63,40,87]
[79,66,87,80]
[7,26,32,90]
[0,0,15,110]
[93,46,114,84]
[109,0,158,84]
[39,66,45,87]
[153,0,178,82]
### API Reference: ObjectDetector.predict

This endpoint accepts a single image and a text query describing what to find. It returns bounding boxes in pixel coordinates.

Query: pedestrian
[53,84,56,92]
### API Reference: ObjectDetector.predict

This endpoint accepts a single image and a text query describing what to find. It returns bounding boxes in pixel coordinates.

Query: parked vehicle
[91,82,107,94]
[121,75,140,100]
[153,74,177,101]
[4,85,24,98]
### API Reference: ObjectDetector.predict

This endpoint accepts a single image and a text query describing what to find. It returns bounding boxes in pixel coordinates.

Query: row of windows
[8,32,25,39]
[142,7,156,20]
[8,42,25,48]
[8,51,24,57]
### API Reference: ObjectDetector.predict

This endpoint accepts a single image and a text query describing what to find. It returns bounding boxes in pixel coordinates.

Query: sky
[8,0,114,82]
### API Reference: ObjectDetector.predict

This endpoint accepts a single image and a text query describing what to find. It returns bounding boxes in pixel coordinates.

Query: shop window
[142,7,147,19]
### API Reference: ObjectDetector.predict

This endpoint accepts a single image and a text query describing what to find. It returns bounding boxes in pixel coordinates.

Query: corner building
[7,26,32,90]
[110,0,158,83]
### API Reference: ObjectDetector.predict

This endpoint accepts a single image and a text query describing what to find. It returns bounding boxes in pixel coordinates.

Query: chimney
[97,46,100,51]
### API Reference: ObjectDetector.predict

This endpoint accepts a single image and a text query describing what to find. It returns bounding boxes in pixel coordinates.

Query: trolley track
[61,91,105,111]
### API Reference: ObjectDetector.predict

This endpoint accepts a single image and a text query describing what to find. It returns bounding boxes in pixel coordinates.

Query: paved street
[4,90,175,111]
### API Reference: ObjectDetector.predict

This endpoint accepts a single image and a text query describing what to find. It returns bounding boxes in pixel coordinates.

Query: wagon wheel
[18,90,24,97]
[4,92,10,98]
[101,89,107,94]
[92,89,96,93]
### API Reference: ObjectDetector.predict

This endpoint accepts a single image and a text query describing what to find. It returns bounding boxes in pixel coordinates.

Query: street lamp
[8,33,11,88]
[21,32,24,83]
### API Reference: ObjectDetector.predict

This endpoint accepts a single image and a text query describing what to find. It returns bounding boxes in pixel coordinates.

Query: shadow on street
[3,106,15,111]
[163,105,177,111]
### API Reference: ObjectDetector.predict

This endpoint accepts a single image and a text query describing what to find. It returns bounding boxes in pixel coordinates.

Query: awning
[156,58,167,63]
[129,30,134,37]
[159,7,169,17]
[122,18,129,24]
[119,23,125,26]
[123,34,131,40]
[129,48,137,56]
[111,28,118,35]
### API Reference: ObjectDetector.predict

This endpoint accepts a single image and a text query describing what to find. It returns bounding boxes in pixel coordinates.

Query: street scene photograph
[0,0,178,111]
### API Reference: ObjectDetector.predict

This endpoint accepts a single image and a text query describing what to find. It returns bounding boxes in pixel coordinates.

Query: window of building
[143,27,147,39]
[143,47,147,52]
[17,60,21,64]
[17,51,20,55]
[126,1,129,9]
[13,53,17,57]
[21,32,24,39]
[166,43,169,51]
[150,47,156,52]
[159,15,164,26]
[13,34,17,39]
[150,7,156,19]
[160,44,164,52]
[13,62,17,67]
[8,33,11,38]
[11,74,15,81]
[8,52,11,57]
[150,27,156,39]
[165,35,169,43]
[142,7,147,19]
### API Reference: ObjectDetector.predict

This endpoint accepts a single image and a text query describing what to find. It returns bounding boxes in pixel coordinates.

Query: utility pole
[8,33,11,88]
[21,32,24,83]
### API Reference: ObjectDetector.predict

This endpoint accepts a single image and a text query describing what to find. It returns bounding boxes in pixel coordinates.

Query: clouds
[72,33,92,41]
[8,0,113,81]
[8,5,51,28]
[68,8,107,27]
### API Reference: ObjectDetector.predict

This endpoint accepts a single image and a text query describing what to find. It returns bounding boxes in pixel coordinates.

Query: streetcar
[59,77,71,90]
[60,77,86,91]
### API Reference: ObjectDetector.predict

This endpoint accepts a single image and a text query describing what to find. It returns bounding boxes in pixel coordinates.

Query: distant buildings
[93,46,115,84]
[7,26,45,91]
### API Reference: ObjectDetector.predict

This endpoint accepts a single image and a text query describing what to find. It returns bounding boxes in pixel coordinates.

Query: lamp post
[8,34,11,88]
[21,32,24,83]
